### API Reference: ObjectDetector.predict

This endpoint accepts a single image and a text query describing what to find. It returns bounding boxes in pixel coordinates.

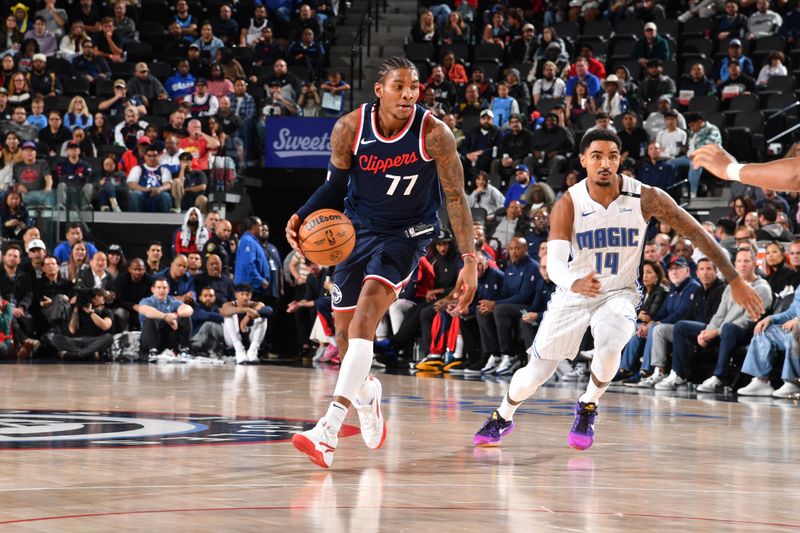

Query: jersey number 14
[385,174,419,196]
[594,252,619,275]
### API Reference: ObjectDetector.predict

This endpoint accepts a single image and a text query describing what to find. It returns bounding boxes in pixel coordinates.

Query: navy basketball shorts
[331,230,430,311]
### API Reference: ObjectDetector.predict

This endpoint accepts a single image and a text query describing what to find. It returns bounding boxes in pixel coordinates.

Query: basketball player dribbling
[285,57,478,468]
[474,130,764,450]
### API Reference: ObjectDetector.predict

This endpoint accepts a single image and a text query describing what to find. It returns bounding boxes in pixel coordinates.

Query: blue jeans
[620,324,647,371]
[667,156,703,195]
[128,191,172,212]
[671,320,707,377]
[742,324,800,381]
[23,190,55,207]
[673,320,748,378]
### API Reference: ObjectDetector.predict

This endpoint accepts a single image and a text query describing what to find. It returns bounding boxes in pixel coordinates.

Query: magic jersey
[566,175,648,295]
[346,102,442,234]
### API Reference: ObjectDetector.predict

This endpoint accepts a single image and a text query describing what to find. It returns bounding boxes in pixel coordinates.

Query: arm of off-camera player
[295,116,355,220]
[425,116,474,256]
[546,192,578,291]
[640,184,738,282]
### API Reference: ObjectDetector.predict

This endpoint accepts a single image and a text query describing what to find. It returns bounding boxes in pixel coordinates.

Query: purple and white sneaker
[568,400,597,450]
[473,410,515,447]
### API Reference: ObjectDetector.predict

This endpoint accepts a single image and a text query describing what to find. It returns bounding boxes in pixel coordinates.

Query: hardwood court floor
[0,363,798,532]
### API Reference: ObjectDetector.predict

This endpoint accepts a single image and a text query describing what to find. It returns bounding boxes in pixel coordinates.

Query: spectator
[126,145,173,213]
[531,61,566,108]
[138,276,193,360]
[632,21,670,71]
[756,205,793,242]
[202,218,233,274]
[162,110,189,140]
[406,9,440,52]
[585,111,616,134]
[720,62,756,98]
[127,62,168,108]
[756,188,791,215]
[287,28,324,75]
[1,14,23,59]
[170,151,208,213]
[158,254,196,304]
[738,288,800,397]
[175,207,210,256]
[112,257,151,330]
[643,96,687,140]
[194,22,225,60]
[319,71,350,118]
[475,237,538,375]
[1,105,37,142]
[54,141,94,210]
[7,72,31,108]
[490,200,525,250]
[53,223,97,263]
[639,59,677,112]
[297,80,321,117]
[211,4,239,45]
[746,0,783,40]
[259,223,283,311]
[58,20,88,61]
[24,16,57,55]
[234,216,270,301]
[763,241,796,296]
[47,287,113,359]
[0,190,30,239]
[782,2,800,46]
[0,88,9,120]
[179,119,219,171]
[459,109,498,176]
[13,140,54,207]
[106,244,125,280]
[523,208,549,262]
[679,63,716,108]
[71,0,101,33]
[15,37,40,73]
[240,5,270,47]
[715,0,748,40]
[206,62,234,99]
[529,113,573,178]
[1,130,22,170]
[789,240,800,278]
[99,78,147,118]
[756,51,788,89]
[59,240,91,284]
[718,39,754,85]
[78,250,113,297]
[165,59,195,101]
[183,79,219,118]
[505,68,530,116]
[636,142,677,191]
[119,136,150,176]
[442,10,470,46]
[617,111,649,162]
[71,39,110,85]
[33,254,72,331]
[62,96,92,132]
[113,107,148,150]
[658,248,772,390]
[565,57,602,103]
[565,80,595,128]
[469,170,504,217]
[188,285,224,356]
[111,1,135,43]
[666,112,722,197]
[655,111,687,160]
[492,115,532,183]
[27,55,60,98]
[194,253,235,307]
[174,0,198,42]
[158,135,181,175]
[596,75,628,118]
[91,16,123,63]
[222,283,271,364]
[0,244,36,356]
[504,164,534,208]
[25,97,47,129]
[293,4,323,41]
[251,26,284,71]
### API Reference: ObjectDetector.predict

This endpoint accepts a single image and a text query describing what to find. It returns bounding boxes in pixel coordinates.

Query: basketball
[298,208,356,266]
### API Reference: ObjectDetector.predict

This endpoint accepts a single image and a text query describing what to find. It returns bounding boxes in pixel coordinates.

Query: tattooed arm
[691,144,800,192]
[425,115,477,313]
[640,184,764,319]
[285,112,358,252]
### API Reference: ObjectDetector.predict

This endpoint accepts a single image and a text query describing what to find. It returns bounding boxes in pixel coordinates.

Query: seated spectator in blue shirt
[189,285,225,357]
[53,222,98,263]
[194,254,235,307]
[520,253,556,349]
[504,165,533,208]
[137,276,194,360]
[165,59,196,101]
[565,57,602,102]
[635,142,677,191]
[157,254,197,305]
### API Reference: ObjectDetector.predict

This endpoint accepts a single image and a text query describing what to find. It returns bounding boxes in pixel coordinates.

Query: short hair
[696,257,717,270]
[148,240,162,249]
[684,111,704,123]
[151,276,169,287]
[3,244,21,256]
[716,217,736,235]
[67,222,82,231]
[234,283,254,293]
[758,204,778,223]
[244,216,262,230]
[663,110,678,119]
[199,285,215,293]
[579,128,621,154]
[595,111,610,120]
[736,247,757,263]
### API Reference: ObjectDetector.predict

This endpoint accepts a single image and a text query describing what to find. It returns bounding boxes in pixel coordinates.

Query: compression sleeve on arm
[295,162,350,220]
[547,239,577,292]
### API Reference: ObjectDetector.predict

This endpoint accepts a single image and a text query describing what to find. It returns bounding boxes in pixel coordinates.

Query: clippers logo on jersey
[575,227,640,250]
[358,152,420,175]
[330,283,342,304]
[0,410,359,449]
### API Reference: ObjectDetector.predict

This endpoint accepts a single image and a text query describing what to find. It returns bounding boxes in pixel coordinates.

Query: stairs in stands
[327,0,417,110]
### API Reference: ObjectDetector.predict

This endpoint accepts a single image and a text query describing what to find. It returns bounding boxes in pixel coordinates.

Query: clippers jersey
[346,102,443,233]
[566,175,648,295]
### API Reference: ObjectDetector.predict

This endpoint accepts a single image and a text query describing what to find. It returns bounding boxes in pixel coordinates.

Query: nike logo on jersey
[581,211,595,217]
[619,208,633,213]
[360,138,377,145]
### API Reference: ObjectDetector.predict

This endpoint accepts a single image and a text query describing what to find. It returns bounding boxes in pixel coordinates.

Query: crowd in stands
[0,0,350,214]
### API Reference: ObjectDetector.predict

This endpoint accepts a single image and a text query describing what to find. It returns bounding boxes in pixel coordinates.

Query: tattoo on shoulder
[330,113,358,168]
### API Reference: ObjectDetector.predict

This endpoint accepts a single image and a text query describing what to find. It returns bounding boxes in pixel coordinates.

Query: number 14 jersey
[347,102,443,233]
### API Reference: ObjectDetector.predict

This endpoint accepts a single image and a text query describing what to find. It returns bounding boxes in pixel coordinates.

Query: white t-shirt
[656,128,688,159]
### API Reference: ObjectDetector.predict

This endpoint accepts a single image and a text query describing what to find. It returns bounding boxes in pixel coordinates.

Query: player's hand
[690,145,738,180]
[285,213,304,256]
[754,317,771,335]
[452,260,478,315]
[729,276,764,321]
[571,270,601,298]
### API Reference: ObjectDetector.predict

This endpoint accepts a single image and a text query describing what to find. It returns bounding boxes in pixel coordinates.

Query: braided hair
[376,56,418,84]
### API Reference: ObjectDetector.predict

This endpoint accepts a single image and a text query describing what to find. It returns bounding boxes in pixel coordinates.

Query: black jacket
[684,278,727,324]
[0,267,32,311]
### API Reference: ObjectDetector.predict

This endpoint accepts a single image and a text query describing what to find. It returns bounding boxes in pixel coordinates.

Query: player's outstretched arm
[285,112,358,253]
[641,184,764,320]
[425,116,477,313]
[691,144,800,192]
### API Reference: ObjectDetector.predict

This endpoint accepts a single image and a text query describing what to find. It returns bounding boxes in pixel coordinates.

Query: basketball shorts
[527,289,638,361]
[331,230,430,311]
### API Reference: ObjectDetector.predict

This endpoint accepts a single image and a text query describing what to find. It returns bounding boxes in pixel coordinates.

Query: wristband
[461,252,476,259]
[726,162,744,182]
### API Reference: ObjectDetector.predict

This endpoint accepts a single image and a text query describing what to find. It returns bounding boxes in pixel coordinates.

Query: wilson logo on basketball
[304,213,343,232]
[358,152,419,174]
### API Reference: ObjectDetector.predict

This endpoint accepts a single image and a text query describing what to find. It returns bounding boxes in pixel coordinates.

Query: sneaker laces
[356,397,380,434]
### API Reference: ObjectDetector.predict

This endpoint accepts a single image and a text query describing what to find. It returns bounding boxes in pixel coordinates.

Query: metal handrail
[348,0,383,111]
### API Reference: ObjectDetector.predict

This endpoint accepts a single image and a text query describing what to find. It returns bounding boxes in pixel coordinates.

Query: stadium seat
[47,58,72,77]
[553,21,579,43]
[62,76,90,97]
[610,38,637,58]
[703,111,726,131]
[754,35,786,53]
[152,100,178,118]
[472,61,499,82]
[725,127,762,162]
[728,94,760,113]
[681,18,713,38]
[149,62,173,80]
[404,43,434,63]
[680,39,713,58]
[688,95,720,113]
[111,62,136,79]
[440,43,468,63]
[614,19,644,39]
[582,20,612,39]
[536,98,564,116]
[139,0,171,23]
[576,37,608,60]
[733,110,765,133]
[657,19,679,40]
[473,43,503,63]
[95,79,115,98]
[125,42,153,63]
[609,58,641,80]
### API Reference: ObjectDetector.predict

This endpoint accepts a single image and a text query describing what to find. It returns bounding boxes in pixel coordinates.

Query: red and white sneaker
[354,376,387,450]
[292,420,338,469]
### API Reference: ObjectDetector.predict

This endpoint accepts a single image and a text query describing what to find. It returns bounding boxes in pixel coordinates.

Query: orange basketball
[298,209,356,266]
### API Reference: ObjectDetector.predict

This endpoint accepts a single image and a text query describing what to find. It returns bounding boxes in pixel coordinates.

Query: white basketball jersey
[566,175,649,295]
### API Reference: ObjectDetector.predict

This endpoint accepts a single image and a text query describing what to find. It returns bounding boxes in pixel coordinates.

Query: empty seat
[688,95,720,112]
[680,39,713,58]
[614,19,644,38]
[582,20,612,38]
[473,43,503,62]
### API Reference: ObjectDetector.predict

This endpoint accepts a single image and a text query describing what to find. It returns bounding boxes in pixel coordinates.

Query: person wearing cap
[54,140,94,210]
[529,112,574,179]
[183,78,219,118]
[656,248,772,391]
[21,236,44,279]
[596,74,628,118]
[165,59,196,101]
[91,16,123,63]
[172,151,208,213]
[747,0,783,40]
[459,108,498,173]
[631,21,670,69]
[127,62,168,108]
[13,141,55,207]
[720,60,756,97]
[24,16,57,55]
[113,106,148,151]
[503,164,534,208]
[27,53,61,97]
[126,145,173,213]
[98,78,147,117]
[718,38,754,85]
[71,38,110,85]
[492,113,532,184]
[638,59,676,112]
[507,23,536,64]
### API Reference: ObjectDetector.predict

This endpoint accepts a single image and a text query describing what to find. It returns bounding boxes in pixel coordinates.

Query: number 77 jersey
[568,175,649,295]
[346,102,443,234]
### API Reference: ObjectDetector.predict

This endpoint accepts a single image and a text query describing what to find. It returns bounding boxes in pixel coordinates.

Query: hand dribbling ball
[298,209,356,266]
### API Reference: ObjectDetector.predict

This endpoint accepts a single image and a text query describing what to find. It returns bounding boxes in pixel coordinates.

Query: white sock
[579,379,608,404]
[497,393,518,421]
[322,400,348,434]
[454,335,463,357]
[333,338,374,403]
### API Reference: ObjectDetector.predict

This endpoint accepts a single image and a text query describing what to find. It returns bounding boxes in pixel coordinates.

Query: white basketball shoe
[292,420,339,469]
[354,376,387,450]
